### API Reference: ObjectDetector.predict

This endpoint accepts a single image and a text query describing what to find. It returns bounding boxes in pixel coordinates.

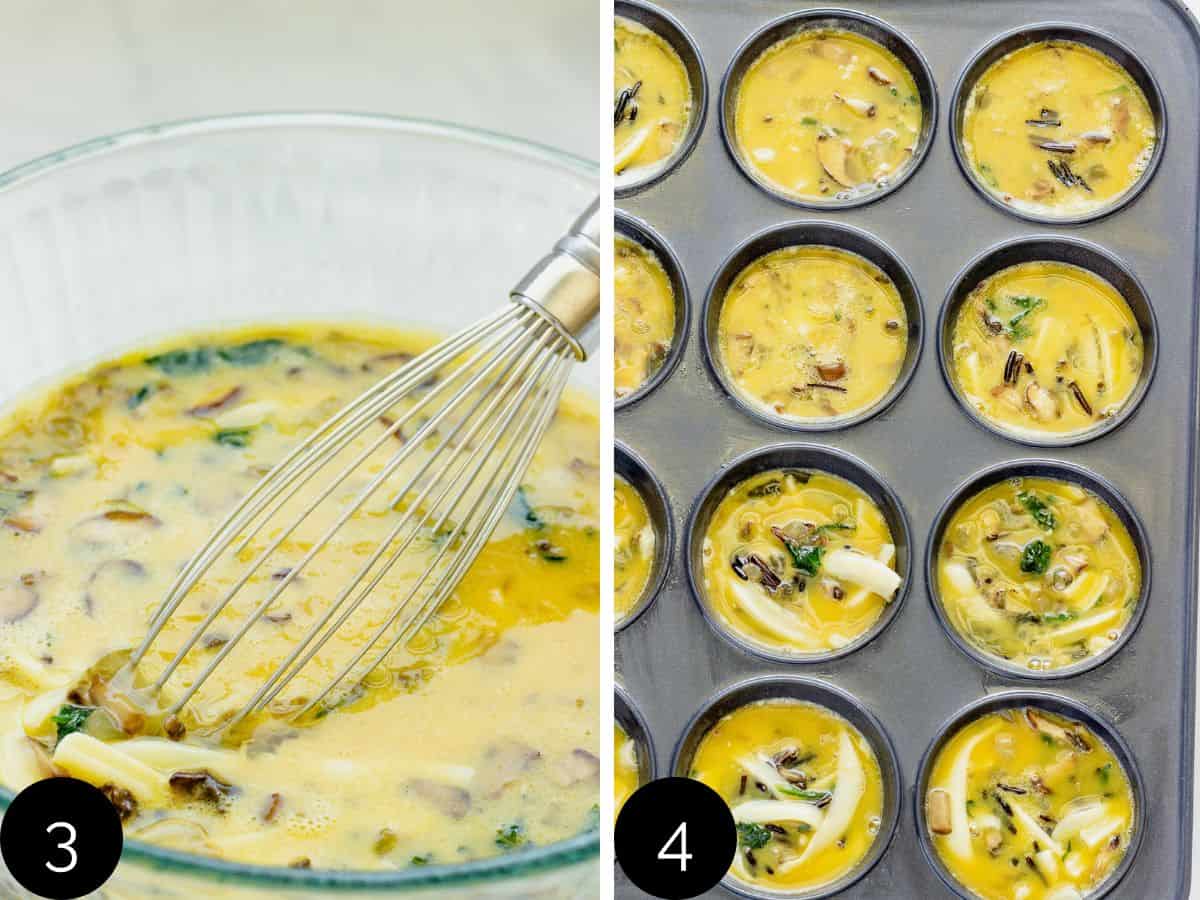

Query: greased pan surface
[614,1,1199,897]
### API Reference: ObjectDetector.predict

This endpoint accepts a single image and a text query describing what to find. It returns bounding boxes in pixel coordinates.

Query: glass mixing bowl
[0,113,598,899]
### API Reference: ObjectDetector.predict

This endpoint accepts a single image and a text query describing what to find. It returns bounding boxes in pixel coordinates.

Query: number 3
[657,821,693,872]
[45,821,78,874]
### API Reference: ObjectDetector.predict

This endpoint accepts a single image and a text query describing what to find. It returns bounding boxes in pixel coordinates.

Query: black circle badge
[1,778,123,899]
[615,777,736,899]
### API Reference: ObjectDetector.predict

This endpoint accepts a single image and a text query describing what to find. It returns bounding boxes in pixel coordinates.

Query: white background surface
[0,1,1197,896]
[0,0,598,171]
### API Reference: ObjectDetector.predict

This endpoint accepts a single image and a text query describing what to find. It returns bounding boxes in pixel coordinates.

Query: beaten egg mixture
[0,323,599,870]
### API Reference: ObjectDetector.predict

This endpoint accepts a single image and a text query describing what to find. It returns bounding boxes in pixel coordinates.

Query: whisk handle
[510,196,600,360]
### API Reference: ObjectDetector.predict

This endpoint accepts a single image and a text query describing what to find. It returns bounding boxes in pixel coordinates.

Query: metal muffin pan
[683,442,912,664]
[701,220,924,432]
[615,210,692,409]
[937,234,1159,448]
[950,21,1168,226]
[913,690,1147,900]
[925,458,1152,682]
[615,0,709,197]
[615,439,675,630]
[615,1,1197,897]
[670,675,902,900]
[719,8,938,210]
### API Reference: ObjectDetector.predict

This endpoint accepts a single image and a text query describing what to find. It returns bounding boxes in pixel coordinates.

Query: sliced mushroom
[83,559,146,615]
[409,779,471,819]
[1024,708,1091,752]
[816,134,854,187]
[73,507,162,545]
[186,386,244,417]
[1071,499,1109,544]
[927,788,953,834]
[477,739,541,797]
[101,783,138,822]
[816,359,846,382]
[169,770,239,808]
[833,92,876,118]
[866,66,893,86]
[1024,383,1059,421]
[0,579,38,622]
[551,749,600,787]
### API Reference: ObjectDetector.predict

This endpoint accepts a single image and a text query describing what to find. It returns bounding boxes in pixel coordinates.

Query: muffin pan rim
[923,456,1153,681]
[668,673,904,900]
[717,6,940,211]
[682,441,913,665]
[912,688,1147,900]
[935,233,1160,449]
[700,218,926,434]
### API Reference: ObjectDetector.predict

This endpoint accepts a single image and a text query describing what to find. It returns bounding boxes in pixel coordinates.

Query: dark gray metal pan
[615,1,1200,897]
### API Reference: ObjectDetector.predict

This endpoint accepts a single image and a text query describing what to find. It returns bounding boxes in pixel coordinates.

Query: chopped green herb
[817,521,855,534]
[736,822,772,850]
[1041,733,1056,747]
[512,486,544,530]
[890,87,899,96]
[1020,539,1052,575]
[1041,611,1074,623]
[771,527,823,575]
[778,787,833,805]
[52,704,94,742]
[1006,296,1045,340]
[145,347,213,375]
[585,803,600,831]
[800,116,818,125]
[495,823,527,850]
[1018,491,1056,530]
[1096,762,1112,785]
[410,855,430,866]
[127,384,155,410]
[214,428,253,448]
[978,163,1000,189]
[217,338,285,366]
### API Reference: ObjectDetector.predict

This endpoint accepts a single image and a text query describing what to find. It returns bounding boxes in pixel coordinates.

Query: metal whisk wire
[130,197,599,731]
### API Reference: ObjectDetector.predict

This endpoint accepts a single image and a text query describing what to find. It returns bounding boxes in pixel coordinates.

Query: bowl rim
[0,111,599,891]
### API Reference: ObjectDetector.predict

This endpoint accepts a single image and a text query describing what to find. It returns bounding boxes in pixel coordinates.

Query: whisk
[127,198,600,733]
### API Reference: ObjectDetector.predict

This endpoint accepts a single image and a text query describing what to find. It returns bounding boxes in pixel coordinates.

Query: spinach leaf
[145,347,213,375]
[1018,491,1056,530]
[495,823,527,850]
[52,704,94,742]
[217,339,285,366]
[736,822,772,850]
[1020,539,1052,575]
[214,428,253,448]
[512,486,544,530]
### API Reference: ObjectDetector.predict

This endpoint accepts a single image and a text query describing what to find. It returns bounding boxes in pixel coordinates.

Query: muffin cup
[914,689,1146,900]
[926,458,1151,680]
[720,7,937,210]
[671,674,901,900]
[937,235,1158,448]
[684,443,910,664]
[702,220,923,433]
[949,21,1167,225]
[615,0,709,196]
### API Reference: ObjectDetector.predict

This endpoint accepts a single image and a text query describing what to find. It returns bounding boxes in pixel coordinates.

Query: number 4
[45,821,78,874]
[657,821,693,872]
